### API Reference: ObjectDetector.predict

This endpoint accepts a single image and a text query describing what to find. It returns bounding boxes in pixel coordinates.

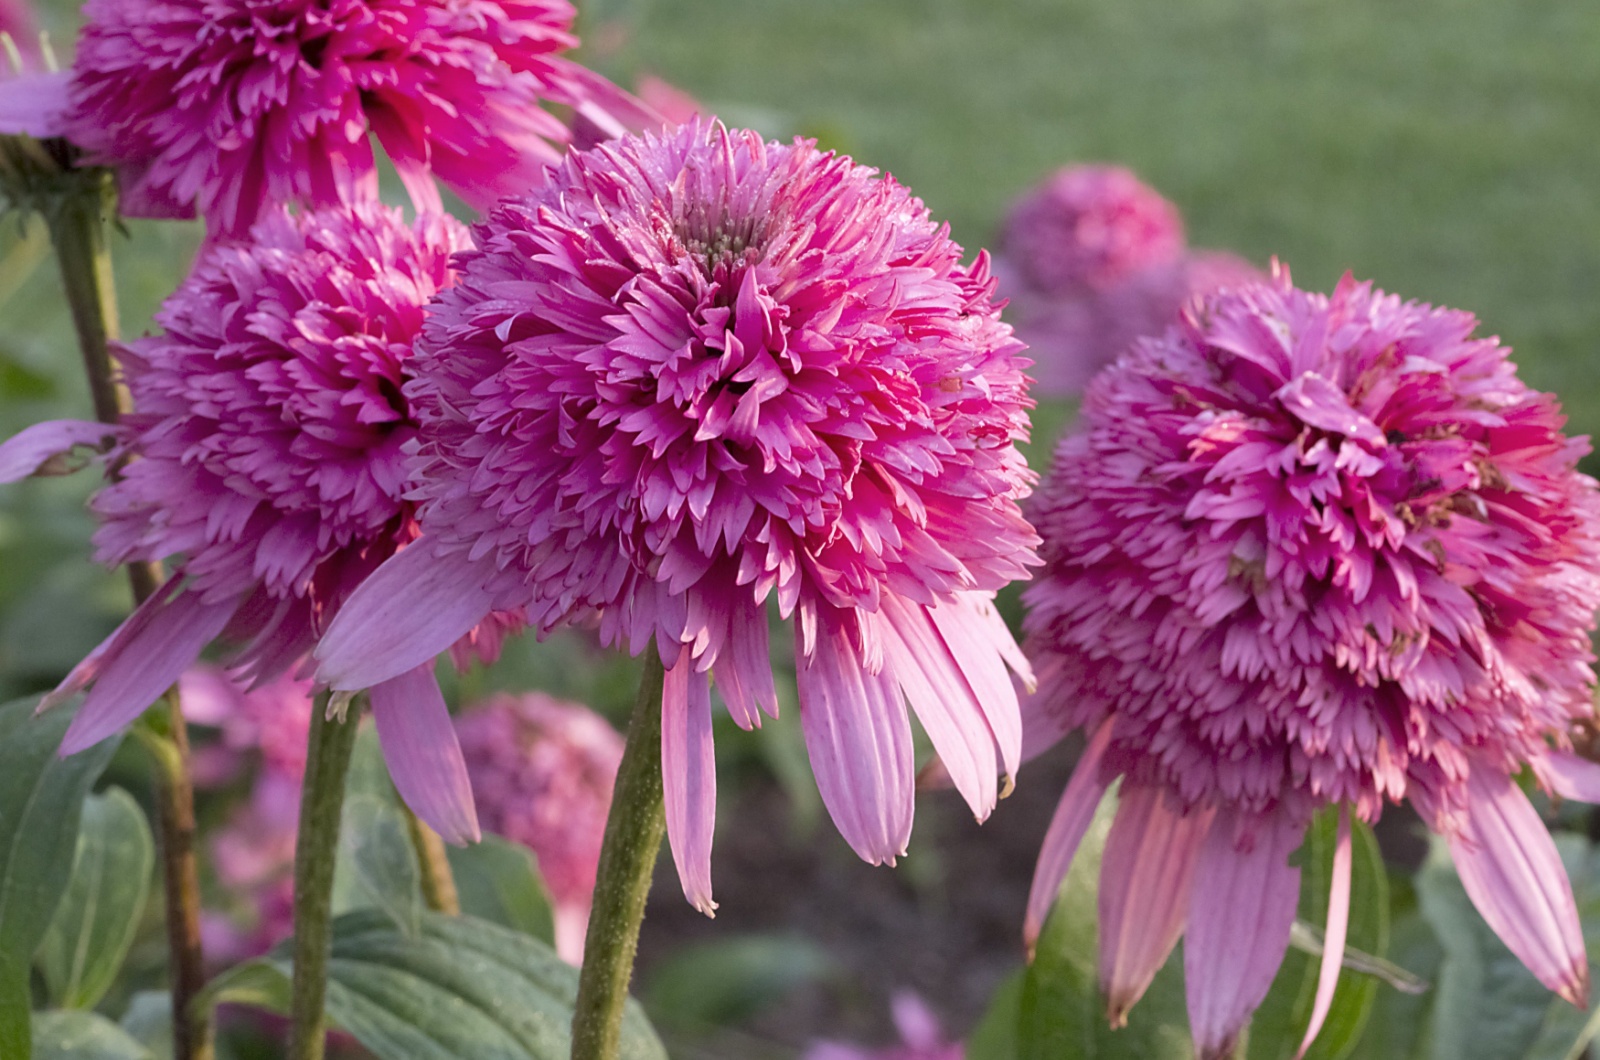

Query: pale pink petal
[314,544,495,691]
[1447,765,1588,1006]
[40,576,184,715]
[889,991,945,1050]
[0,70,67,137]
[1024,716,1114,949]
[61,589,239,753]
[1098,784,1214,1026]
[1185,809,1305,1060]
[1536,751,1600,805]
[878,593,1000,822]
[796,618,914,866]
[926,592,1024,781]
[662,652,718,915]
[711,599,776,729]
[0,420,120,482]
[1298,807,1352,1059]
[370,663,480,845]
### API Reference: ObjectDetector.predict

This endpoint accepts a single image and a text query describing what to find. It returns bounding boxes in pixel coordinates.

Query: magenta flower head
[1020,265,1600,1058]
[2,201,502,842]
[455,692,624,962]
[62,0,649,235]
[316,120,1041,913]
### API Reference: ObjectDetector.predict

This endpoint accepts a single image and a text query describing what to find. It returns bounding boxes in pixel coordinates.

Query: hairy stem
[289,695,362,1060]
[50,176,214,1060]
[570,652,667,1060]
[404,804,461,915]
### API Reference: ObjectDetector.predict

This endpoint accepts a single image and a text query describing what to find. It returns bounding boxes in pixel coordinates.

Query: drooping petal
[796,617,915,866]
[0,70,68,137]
[1185,809,1305,1060]
[926,592,1024,782]
[1099,784,1215,1025]
[60,588,239,754]
[1298,807,1352,1059]
[662,652,718,915]
[711,598,776,729]
[1447,764,1588,1006]
[0,420,121,483]
[1024,716,1114,949]
[315,544,496,691]
[369,663,480,845]
[878,593,1000,822]
[40,575,184,714]
[1536,751,1600,805]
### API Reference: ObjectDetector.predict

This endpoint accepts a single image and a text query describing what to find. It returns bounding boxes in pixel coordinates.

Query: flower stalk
[47,168,215,1060]
[403,803,461,915]
[570,652,667,1060]
[289,694,363,1060]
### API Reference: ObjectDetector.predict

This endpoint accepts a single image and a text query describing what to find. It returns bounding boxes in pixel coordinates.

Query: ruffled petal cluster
[994,165,1262,397]
[1022,267,1600,1057]
[318,120,1041,912]
[20,202,500,842]
[64,0,646,235]
[455,692,623,962]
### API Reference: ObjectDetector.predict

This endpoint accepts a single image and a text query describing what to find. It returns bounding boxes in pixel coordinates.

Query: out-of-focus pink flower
[0,0,38,71]
[317,120,1040,914]
[455,692,623,962]
[635,74,701,128]
[803,992,963,1060]
[183,665,314,787]
[1021,266,1600,1058]
[4,202,508,843]
[61,0,652,236]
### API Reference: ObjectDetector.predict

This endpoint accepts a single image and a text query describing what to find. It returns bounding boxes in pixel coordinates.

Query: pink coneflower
[316,120,1041,912]
[62,0,649,235]
[803,992,964,1060]
[1020,266,1600,1058]
[182,664,314,787]
[455,692,623,962]
[0,202,499,842]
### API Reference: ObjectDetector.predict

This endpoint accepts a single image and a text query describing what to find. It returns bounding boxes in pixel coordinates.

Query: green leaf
[340,793,423,938]
[1017,788,1192,1060]
[116,992,172,1060]
[0,695,120,1057]
[37,788,155,1009]
[200,910,668,1060]
[965,969,1024,1060]
[446,835,556,945]
[642,934,833,1032]
[30,1011,151,1060]
[1248,811,1389,1060]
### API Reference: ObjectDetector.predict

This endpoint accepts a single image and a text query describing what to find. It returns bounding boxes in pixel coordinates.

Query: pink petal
[314,544,495,691]
[60,588,239,754]
[1185,809,1305,1060]
[369,663,480,845]
[878,593,1000,822]
[662,652,718,915]
[1447,764,1588,1006]
[1024,716,1114,949]
[40,576,184,715]
[711,598,777,729]
[1537,751,1600,804]
[0,420,120,482]
[1298,807,1352,1059]
[926,592,1024,782]
[796,617,914,866]
[0,70,67,137]
[1098,784,1214,1026]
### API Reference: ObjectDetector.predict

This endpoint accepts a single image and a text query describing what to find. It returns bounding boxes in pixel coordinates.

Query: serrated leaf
[446,834,556,945]
[1248,811,1389,1060]
[643,934,833,1032]
[199,910,667,1060]
[340,793,423,938]
[1017,788,1192,1060]
[30,1011,151,1060]
[37,788,155,1009]
[0,695,119,1057]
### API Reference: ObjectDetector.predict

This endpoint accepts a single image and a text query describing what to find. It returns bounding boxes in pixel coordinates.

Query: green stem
[49,175,214,1060]
[289,695,362,1060]
[403,804,461,915]
[570,653,667,1060]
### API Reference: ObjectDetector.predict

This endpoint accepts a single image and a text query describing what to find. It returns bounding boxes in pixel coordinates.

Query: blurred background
[2,0,1599,1057]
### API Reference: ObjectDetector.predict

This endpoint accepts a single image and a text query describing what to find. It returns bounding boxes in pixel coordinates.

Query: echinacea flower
[1020,267,1600,1058]
[182,663,314,786]
[62,0,651,235]
[0,201,506,842]
[455,692,624,962]
[802,992,964,1060]
[316,120,1041,912]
